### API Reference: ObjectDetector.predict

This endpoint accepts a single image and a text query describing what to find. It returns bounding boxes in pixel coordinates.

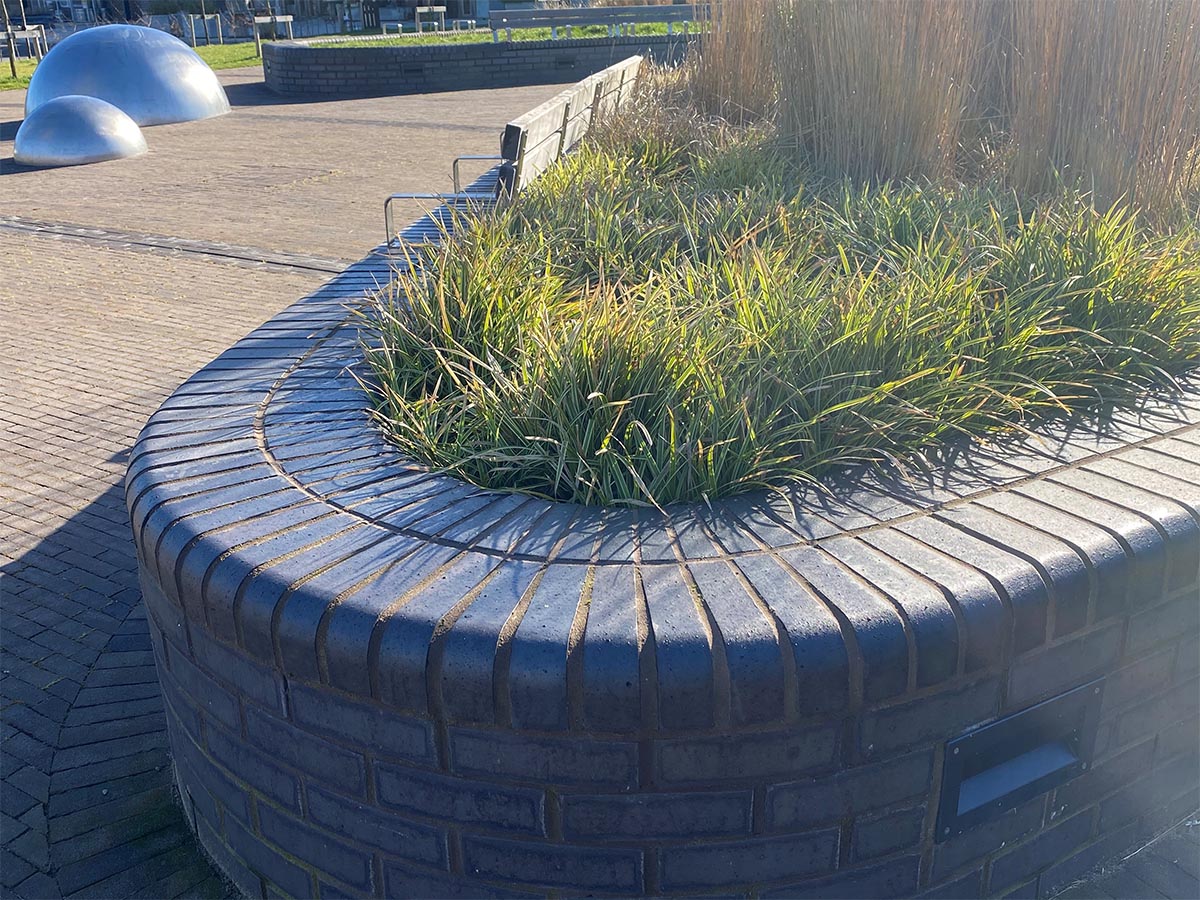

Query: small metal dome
[25,24,230,127]
[14,95,148,168]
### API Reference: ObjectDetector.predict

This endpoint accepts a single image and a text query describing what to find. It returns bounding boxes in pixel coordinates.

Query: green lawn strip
[1,41,261,92]
[194,42,262,69]
[0,58,36,91]
[320,23,673,49]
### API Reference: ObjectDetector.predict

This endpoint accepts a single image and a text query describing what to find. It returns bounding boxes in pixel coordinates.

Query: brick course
[264,35,691,99]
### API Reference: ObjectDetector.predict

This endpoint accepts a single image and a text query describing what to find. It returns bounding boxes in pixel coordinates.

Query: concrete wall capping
[130,113,1199,900]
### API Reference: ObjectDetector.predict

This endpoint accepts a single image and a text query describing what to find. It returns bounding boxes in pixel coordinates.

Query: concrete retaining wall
[263,34,691,98]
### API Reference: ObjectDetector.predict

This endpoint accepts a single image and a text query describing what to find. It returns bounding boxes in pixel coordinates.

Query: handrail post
[555,99,572,159]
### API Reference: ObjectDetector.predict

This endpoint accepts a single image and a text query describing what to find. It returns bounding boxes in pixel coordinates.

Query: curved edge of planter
[127,201,1200,898]
[262,33,692,98]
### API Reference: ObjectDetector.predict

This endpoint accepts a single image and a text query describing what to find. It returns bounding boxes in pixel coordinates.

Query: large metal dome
[25,24,230,127]
[14,94,148,167]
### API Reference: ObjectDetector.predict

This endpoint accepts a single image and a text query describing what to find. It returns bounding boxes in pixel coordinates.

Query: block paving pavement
[1,68,565,899]
[2,65,1197,900]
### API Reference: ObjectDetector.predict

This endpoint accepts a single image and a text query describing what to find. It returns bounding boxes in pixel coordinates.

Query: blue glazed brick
[1113,677,1199,751]
[1006,622,1122,709]
[375,761,546,835]
[1156,713,1200,762]
[1053,739,1154,822]
[766,748,933,831]
[657,727,838,788]
[660,829,839,891]
[1015,481,1167,608]
[640,561,716,730]
[821,537,959,689]
[686,560,786,727]
[1176,630,1200,679]
[977,492,1130,624]
[167,711,251,826]
[320,541,462,697]
[735,554,850,715]
[506,564,588,731]
[175,504,332,627]
[987,810,1093,893]
[433,493,539,552]
[501,502,579,559]
[244,705,366,797]
[936,506,1091,638]
[188,625,284,713]
[158,669,203,747]
[1051,468,1199,593]
[204,721,301,812]
[561,790,753,840]
[850,805,926,861]
[163,641,240,730]
[307,785,447,867]
[289,683,433,764]
[896,517,1049,654]
[1099,648,1175,718]
[140,570,190,657]
[257,803,373,893]
[275,534,426,682]
[1037,823,1140,899]
[579,564,643,733]
[781,545,910,702]
[919,868,983,899]
[375,552,507,714]
[237,524,382,663]
[224,814,314,899]
[155,489,299,606]
[439,559,544,724]
[450,728,638,790]
[1127,593,1200,657]
[461,835,643,894]
[382,860,542,899]
[196,817,261,899]
[1099,741,1200,832]
[199,507,351,642]
[760,855,920,899]
[862,529,1008,673]
[858,677,1000,760]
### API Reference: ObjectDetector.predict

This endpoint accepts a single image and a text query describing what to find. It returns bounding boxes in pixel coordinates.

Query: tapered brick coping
[127,188,1200,897]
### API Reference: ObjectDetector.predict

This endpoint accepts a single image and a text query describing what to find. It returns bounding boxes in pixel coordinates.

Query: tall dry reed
[1002,0,1200,209]
[696,0,1200,210]
[689,0,777,123]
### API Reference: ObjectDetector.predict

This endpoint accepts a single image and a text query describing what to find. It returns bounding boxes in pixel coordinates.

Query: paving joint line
[0,215,353,276]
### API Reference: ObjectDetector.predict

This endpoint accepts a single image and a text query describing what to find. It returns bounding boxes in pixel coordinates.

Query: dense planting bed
[363,98,1200,508]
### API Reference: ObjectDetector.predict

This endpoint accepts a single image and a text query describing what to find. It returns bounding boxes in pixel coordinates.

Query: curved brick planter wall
[128,199,1200,898]
[263,34,691,98]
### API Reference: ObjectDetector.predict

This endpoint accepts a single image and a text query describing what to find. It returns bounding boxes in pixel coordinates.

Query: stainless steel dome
[14,94,148,168]
[25,24,230,127]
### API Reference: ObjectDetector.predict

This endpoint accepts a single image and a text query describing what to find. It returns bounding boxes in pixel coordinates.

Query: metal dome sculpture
[25,24,230,127]
[14,95,148,168]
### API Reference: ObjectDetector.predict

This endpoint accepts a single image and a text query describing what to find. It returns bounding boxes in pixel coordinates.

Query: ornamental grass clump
[360,110,1200,507]
[360,0,1200,507]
